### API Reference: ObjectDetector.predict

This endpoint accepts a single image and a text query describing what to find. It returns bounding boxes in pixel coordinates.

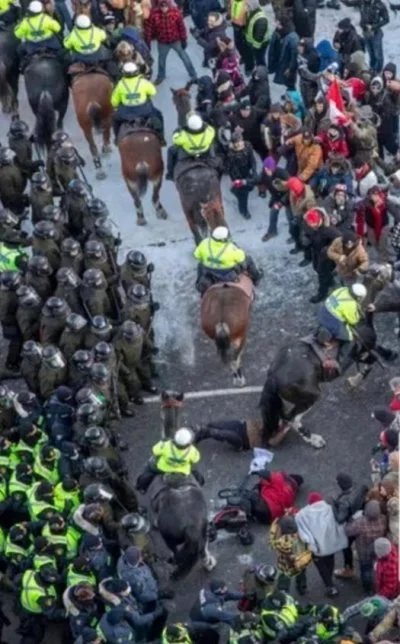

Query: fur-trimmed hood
[72,505,100,536]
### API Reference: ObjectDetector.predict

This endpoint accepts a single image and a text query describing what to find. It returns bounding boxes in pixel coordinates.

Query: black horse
[259,311,399,450]
[24,55,69,149]
[0,26,19,113]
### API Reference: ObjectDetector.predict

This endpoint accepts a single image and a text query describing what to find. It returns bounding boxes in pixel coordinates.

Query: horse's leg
[126,179,146,225]
[152,175,168,220]
[56,92,69,130]
[230,339,246,388]
[289,396,326,449]
[84,123,106,180]
[201,538,217,572]
[102,116,112,155]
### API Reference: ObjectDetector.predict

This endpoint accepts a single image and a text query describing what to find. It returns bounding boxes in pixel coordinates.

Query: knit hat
[106,578,130,595]
[279,514,297,534]
[307,492,323,504]
[304,208,323,227]
[338,17,352,30]
[286,177,305,198]
[270,103,283,114]
[364,500,381,520]
[380,428,398,450]
[373,406,396,427]
[240,97,251,109]
[55,386,73,402]
[263,156,277,171]
[210,579,226,593]
[336,472,353,491]
[374,537,391,558]
[124,546,141,566]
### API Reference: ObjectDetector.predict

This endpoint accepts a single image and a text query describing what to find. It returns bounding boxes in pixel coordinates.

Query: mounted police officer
[14,1,62,64]
[166,112,217,180]
[194,226,263,294]
[110,61,164,143]
[64,14,108,70]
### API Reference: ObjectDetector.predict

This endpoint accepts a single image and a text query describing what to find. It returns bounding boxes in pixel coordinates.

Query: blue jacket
[98,613,135,644]
[310,166,354,197]
[190,588,244,625]
[285,89,305,120]
[117,555,159,607]
[316,39,339,71]
[268,29,299,87]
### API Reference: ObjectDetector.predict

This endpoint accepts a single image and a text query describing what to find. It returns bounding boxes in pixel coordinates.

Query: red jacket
[259,472,298,520]
[319,131,349,161]
[374,545,399,599]
[344,77,366,102]
[144,4,187,45]
[365,190,389,241]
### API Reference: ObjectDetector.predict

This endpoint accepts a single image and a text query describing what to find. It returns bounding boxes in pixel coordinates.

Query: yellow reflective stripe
[73,25,94,49]
[206,239,229,266]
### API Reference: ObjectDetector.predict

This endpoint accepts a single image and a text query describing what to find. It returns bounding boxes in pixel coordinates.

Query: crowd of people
[0,0,399,639]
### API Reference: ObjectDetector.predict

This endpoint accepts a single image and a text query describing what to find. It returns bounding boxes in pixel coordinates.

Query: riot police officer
[68,350,94,391]
[29,171,54,224]
[20,341,42,395]
[39,346,68,400]
[32,221,61,272]
[59,313,88,361]
[84,315,113,350]
[25,256,53,302]
[40,297,71,345]
[0,271,23,371]
[80,269,112,318]
[16,285,42,341]
[121,250,154,291]
[60,237,84,274]
[55,268,84,315]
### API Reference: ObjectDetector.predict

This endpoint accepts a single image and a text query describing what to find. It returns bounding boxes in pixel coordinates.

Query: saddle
[68,62,110,81]
[204,274,254,301]
[174,158,216,183]
[301,333,340,380]
[117,119,161,145]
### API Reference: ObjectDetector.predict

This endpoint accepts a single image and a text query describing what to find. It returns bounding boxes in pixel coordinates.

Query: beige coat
[327,237,369,279]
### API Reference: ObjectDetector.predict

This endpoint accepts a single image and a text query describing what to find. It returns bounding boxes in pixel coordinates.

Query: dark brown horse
[201,275,254,386]
[118,125,167,225]
[171,85,226,244]
[70,71,113,179]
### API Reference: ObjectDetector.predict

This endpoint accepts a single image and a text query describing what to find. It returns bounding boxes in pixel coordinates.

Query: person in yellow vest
[27,480,58,521]
[194,225,263,294]
[136,427,204,493]
[162,623,193,644]
[243,0,269,71]
[317,283,367,372]
[14,1,62,58]
[18,564,65,639]
[229,0,247,62]
[34,444,61,485]
[110,61,165,143]
[166,112,217,180]
[63,14,108,66]
[0,0,20,27]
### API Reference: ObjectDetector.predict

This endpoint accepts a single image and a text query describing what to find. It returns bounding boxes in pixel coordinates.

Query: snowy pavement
[1,3,400,631]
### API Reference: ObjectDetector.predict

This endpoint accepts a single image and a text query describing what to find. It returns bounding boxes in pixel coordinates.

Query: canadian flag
[327,78,347,125]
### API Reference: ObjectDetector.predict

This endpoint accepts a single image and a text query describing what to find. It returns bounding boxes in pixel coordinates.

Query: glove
[181,40,187,49]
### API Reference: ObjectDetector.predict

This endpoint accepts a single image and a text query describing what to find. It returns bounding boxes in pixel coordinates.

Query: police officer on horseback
[14,1,61,61]
[0,0,20,27]
[194,226,263,295]
[317,283,367,371]
[110,61,165,143]
[166,112,217,181]
[63,14,108,68]
[136,427,204,493]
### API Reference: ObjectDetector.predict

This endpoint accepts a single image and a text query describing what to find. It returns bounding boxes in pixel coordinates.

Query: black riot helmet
[61,237,81,257]
[0,147,15,165]
[82,268,105,289]
[76,402,102,424]
[22,340,42,359]
[126,250,153,274]
[72,350,93,370]
[84,426,108,447]
[41,204,62,224]
[16,285,41,307]
[90,362,109,384]
[67,179,87,196]
[87,198,108,219]
[93,217,113,238]
[58,146,76,164]
[42,345,65,369]
[121,320,141,340]
[56,267,80,288]
[0,209,19,228]
[27,255,52,276]
[51,130,70,147]
[66,312,87,332]
[83,482,113,504]
[31,171,51,190]
[44,296,68,317]
[9,119,29,139]
[84,240,106,259]
[84,456,109,477]
[1,271,22,290]
[127,283,150,304]
[89,316,111,340]
[33,220,56,240]
[94,341,112,362]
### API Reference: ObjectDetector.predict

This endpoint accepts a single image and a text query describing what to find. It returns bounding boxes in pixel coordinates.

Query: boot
[289,246,302,255]
[193,426,212,443]
[262,232,277,242]
[299,258,312,267]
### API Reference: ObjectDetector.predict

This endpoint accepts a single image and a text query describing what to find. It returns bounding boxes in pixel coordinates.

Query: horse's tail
[36,90,56,148]
[174,527,200,578]
[87,102,102,132]
[215,321,231,364]
[135,162,149,197]
[259,373,283,439]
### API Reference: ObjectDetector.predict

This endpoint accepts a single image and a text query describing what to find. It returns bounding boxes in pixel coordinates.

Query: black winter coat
[359,0,389,32]
[226,143,257,182]
[293,0,316,37]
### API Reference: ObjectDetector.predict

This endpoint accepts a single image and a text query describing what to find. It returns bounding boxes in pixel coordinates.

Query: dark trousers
[343,539,354,568]
[241,41,268,73]
[231,185,252,216]
[313,553,334,588]
[2,324,22,368]
[315,250,335,297]
[267,205,282,235]
[277,569,307,594]
[364,29,384,72]
[359,561,374,594]
[232,25,248,62]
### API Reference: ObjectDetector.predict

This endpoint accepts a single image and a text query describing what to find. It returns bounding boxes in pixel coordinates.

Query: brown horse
[200,275,254,386]
[171,85,226,244]
[70,71,113,179]
[117,125,167,225]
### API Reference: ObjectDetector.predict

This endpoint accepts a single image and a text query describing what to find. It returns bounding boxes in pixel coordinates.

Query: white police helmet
[76,14,92,28]
[122,62,139,76]
[28,1,43,13]
[186,113,203,132]
[173,427,194,448]
[212,226,229,242]
[351,283,367,300]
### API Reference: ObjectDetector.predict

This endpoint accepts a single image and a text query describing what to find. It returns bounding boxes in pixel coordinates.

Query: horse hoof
[309,433,326,449]
[203,554,217,571]
[347,373,363,389]
[156,207,168,220]
[96,169,107,180]
[102,144,112,155]
[1,102,12,114]
[268,426,290,447]
[233,374,246,387]
[137,217,147,226]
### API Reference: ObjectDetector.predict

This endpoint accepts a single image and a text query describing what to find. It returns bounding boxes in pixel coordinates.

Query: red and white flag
[327,78,347,125]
